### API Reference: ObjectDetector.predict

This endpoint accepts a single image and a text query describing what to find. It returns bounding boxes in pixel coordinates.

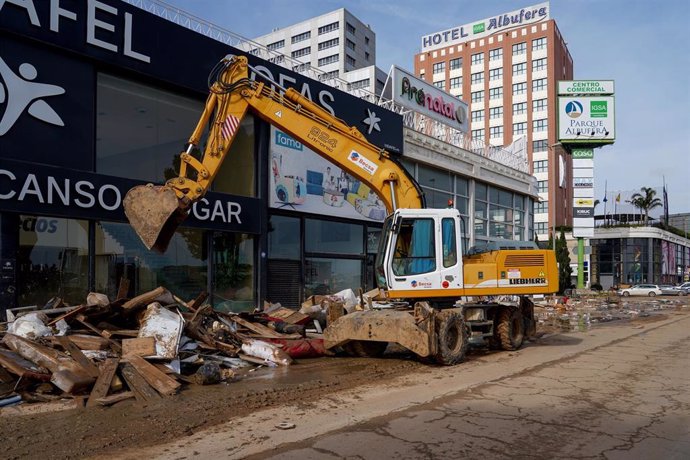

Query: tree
[555,229,573,294]
[629,186,662,226]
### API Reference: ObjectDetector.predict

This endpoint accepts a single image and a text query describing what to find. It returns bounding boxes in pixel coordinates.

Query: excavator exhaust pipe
[123,184,189,253]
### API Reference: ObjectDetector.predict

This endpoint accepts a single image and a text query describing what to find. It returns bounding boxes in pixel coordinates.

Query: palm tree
[629,187,662,226]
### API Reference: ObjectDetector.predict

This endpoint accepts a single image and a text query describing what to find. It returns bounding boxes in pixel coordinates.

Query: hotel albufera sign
[421,2,549,51]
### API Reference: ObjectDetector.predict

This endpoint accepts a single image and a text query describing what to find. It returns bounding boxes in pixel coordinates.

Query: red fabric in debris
[264,338,326,358]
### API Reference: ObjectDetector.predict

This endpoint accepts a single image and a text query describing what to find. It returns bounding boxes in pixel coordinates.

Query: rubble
[0,283,344,414]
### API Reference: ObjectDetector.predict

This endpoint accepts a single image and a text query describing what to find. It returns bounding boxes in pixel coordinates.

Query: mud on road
[0,308,681,460]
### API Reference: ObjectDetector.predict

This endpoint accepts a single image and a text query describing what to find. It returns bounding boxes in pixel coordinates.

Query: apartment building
[251,8,386,95]
[414,2,574,238]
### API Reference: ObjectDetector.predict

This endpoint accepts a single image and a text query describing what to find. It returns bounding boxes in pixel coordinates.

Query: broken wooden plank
[122,337,156,357]
[75,316,122,353]
[121,287,171,313]
[120,363,160,402]
[126,355,181,397]
[0,349,50,380]
[231,316,284,338]
[116,277,130,301]
[51,369,94,394]
[96,391,134,406]
[0,397,85,417]
[86,358,120,408]
[55,336,100,378]
[51,334,110,351]
[47,305,87,326]
[185,291,209,313]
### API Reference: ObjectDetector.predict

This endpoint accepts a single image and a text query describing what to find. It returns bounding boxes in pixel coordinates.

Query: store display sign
[0,158,261,233]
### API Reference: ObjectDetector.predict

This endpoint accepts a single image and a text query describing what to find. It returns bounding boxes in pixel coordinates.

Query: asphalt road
[124,310,690,460]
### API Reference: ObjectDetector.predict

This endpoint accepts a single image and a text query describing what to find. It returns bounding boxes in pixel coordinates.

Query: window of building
[533,98,547,112]
[306,219,364,254]
[346,22,356,34]
[365,51,370,61]
[535,222,548,234]
[449,57,462,70]
[532,37,547,51]
[490,126,503,138]
[513,102,527,115]
[513,122,527,135]
[471,52,484,65]
[318,22,339,35]
[537,180,548,192]
[472,128,485,141]
[533,78,547,92]
[291,47,310,58]
[433,80,445,90]
[346,55,356,67]
[471,90,484,103]
[533,139,548,152]
[212,232,255,311]
[365,36,370,45]
[318,70,339,81]
[471,110,484,122]
[489,106,503,119]
[512,82,527,95]
[305,257,363,297]
[512,42,527,55]
[533,160,548,173]
[433,61,446,74]
[95,221,207,304]
[532,57,547,72]
[318,38,339,51]
[471,72,483,84]
[346,39,356,51]
[267,40,284,51]
[533,118,548,132]
[349,78,370,90]
[19,216,89,306]
[534,200,548,214]
[449,76,462,89]
[489,48,502,61]
[213,115,256,196]
[489,68,503,81]
[512,62,526,76]
[291,31,311,44]
[318,54,339,66]
[489,87,503,99]
[268,55,285,65]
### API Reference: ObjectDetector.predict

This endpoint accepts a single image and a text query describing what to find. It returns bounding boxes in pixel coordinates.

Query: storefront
[0,0,404,317]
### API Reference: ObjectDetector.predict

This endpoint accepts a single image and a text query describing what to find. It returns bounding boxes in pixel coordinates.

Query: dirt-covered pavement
[0,300,687,460]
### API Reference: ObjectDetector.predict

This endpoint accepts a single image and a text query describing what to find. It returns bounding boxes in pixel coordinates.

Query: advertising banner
[268,127,386,222]
[573,177,594,188]
[558,80,614,95]
[558,96,615,143]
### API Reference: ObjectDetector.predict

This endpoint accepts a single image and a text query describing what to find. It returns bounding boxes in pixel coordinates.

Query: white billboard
[558,96,615,143]
[268,127,386,222]
[421,2,550,51]
[386,66,468,132]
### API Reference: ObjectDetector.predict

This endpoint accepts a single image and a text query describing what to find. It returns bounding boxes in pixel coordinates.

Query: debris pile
[0,284,334,414]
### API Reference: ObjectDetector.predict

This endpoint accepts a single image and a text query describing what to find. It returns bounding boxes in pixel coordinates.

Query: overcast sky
[162,0,690,213]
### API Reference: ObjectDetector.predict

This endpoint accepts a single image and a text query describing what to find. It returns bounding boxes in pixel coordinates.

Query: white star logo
[362,108,381,135]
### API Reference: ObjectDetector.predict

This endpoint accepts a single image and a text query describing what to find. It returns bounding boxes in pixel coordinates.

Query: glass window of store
[474,183,488,241]
[267,215,301,307]
[304,219,364,298]
[94,222,208,305]
[96,74,204,182]
[489,187,514,240]
[212,232,255,312]
[18,216,89,307]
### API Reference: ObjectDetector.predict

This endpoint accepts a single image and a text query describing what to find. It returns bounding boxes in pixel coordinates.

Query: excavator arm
[124,55,423,252]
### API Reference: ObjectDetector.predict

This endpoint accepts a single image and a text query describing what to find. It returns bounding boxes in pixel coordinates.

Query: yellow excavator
[124,55,558,365]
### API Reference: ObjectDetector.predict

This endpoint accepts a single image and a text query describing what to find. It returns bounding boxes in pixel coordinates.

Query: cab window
[392,218,436,276]
[442,218,457,268]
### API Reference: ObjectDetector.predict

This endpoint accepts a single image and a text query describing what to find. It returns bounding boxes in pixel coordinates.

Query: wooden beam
[86,358,119,408]
[55,336,100,379]
[126,355,180,397]
[122,337,156,358]
[120,363,160,402]
[96,391,134,406]
[47,305,86,326]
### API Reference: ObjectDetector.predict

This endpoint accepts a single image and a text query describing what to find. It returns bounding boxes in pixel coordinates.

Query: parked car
[658,285,687,296]
[676,282,690,294]
[617,284,663,297]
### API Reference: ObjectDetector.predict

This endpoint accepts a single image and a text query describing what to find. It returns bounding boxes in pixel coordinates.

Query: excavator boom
[123,55,422,252]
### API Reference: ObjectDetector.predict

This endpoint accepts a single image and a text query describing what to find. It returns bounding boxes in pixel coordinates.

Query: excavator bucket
[123,184,189,253]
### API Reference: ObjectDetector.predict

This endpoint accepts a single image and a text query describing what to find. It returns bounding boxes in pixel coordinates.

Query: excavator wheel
[343,340,388,358]
[496,307,525,351]
[433,311,468,365]
[123,184,189,253]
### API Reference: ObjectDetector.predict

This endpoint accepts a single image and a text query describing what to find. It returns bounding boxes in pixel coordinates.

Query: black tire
[433,311,469,365]
[496,307,525,351]
[648,292,656,297]
[622,291,630,297]
[343,340,387,358]
[679,291,687,297]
